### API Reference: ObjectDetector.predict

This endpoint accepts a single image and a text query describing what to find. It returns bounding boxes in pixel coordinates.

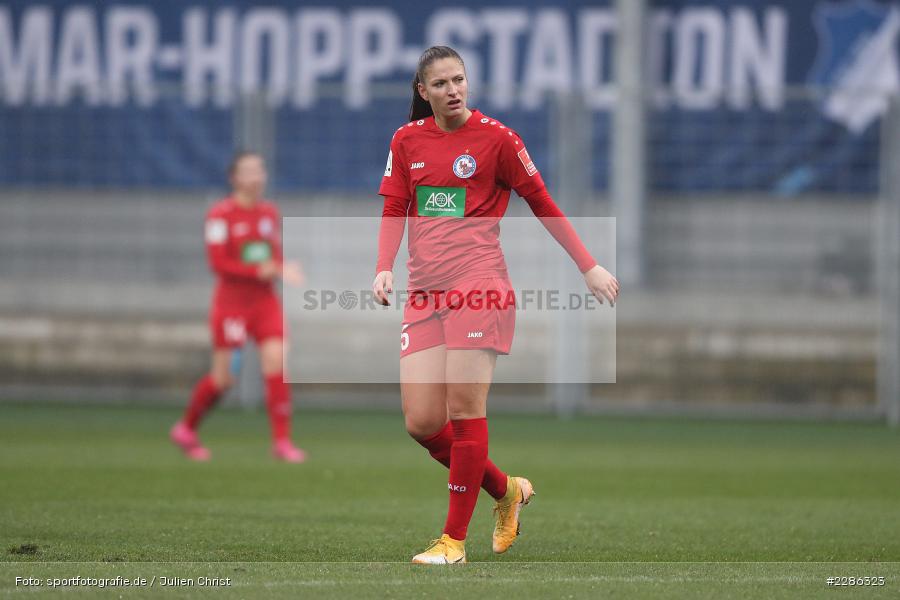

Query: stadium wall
[0,191,877,416]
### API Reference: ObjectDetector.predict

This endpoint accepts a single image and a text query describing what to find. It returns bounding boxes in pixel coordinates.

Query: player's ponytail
[408,46,464,122]
[409,72,433,122]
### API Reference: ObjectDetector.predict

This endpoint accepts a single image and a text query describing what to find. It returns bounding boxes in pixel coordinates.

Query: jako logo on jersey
[467,331,483,338]
[810,0,900,133]
[448,483,467,493]
[411,162,425,169]
[416,186,466,218]
[453,154,477,178]
[517,148,538,176]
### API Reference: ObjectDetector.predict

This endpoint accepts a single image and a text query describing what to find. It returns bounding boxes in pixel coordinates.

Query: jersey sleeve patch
[205,218,228,244]
[384,149,393,177]
[517,147,538,177]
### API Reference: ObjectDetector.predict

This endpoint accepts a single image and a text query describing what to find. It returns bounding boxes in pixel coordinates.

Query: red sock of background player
[417,422,508,500]
[264,373,291,441]
[443,418,489,541]
[184,375,222,430]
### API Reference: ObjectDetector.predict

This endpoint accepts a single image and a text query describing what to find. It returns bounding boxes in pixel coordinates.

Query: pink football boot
[272,439,308,463]
[170,421,212,461]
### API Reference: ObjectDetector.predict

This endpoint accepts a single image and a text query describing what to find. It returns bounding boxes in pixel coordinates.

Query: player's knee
[404,414,445,440]
[259,352,284,376]
[446,388,484,420]
[259,343,284,375]
[210,371,234,391]
[260,359,282,377]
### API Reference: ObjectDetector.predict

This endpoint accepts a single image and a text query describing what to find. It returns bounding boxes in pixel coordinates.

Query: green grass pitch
[1,402,898,598]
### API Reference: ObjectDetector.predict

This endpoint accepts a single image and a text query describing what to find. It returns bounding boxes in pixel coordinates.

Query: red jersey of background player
[204,197,282,308]
[378,109,589,291]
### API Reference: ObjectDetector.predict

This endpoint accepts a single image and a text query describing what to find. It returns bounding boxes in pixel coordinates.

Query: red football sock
[417,422,508,500]
[443,418,489,541]
[264,373,291,441]
[184,374,222,430]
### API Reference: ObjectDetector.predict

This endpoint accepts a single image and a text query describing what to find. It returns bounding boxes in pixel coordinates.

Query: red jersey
[204,197,282,308]
[378,110,546,290]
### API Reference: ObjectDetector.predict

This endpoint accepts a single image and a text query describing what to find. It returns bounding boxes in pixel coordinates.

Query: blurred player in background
[373,46,618,564]
[170,152,307,463]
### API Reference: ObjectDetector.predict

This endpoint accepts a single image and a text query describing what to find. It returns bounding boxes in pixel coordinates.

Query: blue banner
[0,0,896,193]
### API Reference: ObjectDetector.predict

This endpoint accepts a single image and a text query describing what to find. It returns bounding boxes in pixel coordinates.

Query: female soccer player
[373,46,619,563]
[170,152,307,463]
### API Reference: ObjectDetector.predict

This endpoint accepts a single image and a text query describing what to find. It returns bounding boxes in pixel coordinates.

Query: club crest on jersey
[452,154,476,179]
[258,217,273,236]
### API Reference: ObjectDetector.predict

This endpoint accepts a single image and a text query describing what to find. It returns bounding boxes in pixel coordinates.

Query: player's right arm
[496,129,619,306]
[204,209,265,281]
[374,131,412,306]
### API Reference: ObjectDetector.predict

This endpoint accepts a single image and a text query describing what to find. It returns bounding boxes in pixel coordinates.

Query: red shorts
[400,277,516,358]
[210,294,285,349]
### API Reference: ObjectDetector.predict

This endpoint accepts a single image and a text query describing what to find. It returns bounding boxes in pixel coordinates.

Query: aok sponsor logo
[416,186,466,217]
[241,240,271,263]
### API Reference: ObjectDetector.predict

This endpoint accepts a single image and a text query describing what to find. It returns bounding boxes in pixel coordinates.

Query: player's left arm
[497,132,619,306]
[266,204,304,287]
